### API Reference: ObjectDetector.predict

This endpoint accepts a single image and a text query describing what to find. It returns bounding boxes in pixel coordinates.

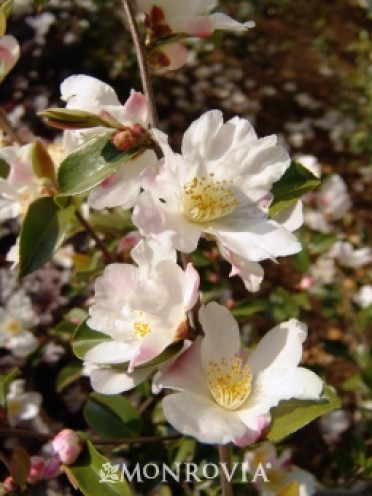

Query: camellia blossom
[244,442,318,496]
[52,429,83,465]
[133,110,302,290]
[316,174,351,221]
[0,35,20,82]
[154,302,323,445]
[6,379,42,426]
[60,74,157,210]
[0,143,44,221]
[329,241,372,268]
[0,288,39,357]
[137,0,254,69]
[353,285,372,308]
[83,239,199,394]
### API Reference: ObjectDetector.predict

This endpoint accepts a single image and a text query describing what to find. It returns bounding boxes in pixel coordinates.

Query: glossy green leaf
[84,393,141,439]
[0,157,10,178]
[57,134,140,198]
[10,447,30,491]
[266,385,340,442]
[19,197,75,278]
[71,320,111,359]
[64,441,132,496]
[39,108,116,130]
[56,363,82,393]
[270,161,320,216]
[0,368,20,406]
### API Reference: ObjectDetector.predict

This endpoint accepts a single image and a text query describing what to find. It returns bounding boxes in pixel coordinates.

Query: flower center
[181,174,239,223]
[133,321,151,338]
[3,317,23,335]
[206,354,252,411]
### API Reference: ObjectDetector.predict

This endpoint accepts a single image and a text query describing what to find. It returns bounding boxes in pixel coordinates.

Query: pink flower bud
[44,457,62,479]
[3,476,17,494]
[27,456,45,484]
[298,276,315,290]
[52,429,83,465]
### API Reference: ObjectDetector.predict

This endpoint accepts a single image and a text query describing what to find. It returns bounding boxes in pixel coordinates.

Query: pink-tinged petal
[183,263,200,310]
[162,392,248,444]
[199,302,241,369]
[131,238,176,270]
[8,160,34,188]
[208,13,255,32]
[155,337,210,397]
[220,244,264,292]
[181,16,215,37]
[88,149,157,210]
[133,191,202,252]
[156,42,189,71]
[0,36,20,81]
[89,366,153,394]
[140,160,181,205]
[122,90,149,125]
[84,341,139,364]
[233,415,270,447]
[129,329,171,371]
[94,263,138,301]
[248,319,307,377]
[273,200,303,232]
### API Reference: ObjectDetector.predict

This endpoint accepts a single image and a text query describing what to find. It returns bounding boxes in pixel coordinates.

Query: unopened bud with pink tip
[52,429,83,465]
[3,476,18,494]
[27,456,46,484]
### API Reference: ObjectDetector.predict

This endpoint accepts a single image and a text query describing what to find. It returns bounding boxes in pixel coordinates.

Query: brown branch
[218,445,233,496]
[75,210,115,264]
[121,0,159,128]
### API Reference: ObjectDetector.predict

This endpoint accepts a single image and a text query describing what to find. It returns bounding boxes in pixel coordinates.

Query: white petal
[60,74,120,111]
[208,13,255,31]
[88,366,152,394]
[248,319,307,376]
[273,200,303,232]
[131,238,177,269]
[162,392,247,444]
[84,341,138,364]
[199,302,241,369]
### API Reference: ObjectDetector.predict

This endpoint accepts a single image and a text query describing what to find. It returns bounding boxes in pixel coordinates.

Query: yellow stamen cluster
[181,174,239,223]
[133,321,151,338]
[206,354,252,410]
[3,317,23,335]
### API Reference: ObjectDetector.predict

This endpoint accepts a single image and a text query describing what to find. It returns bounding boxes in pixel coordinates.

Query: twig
[75,210,115,264]
[121,0,159,128]
[218,445,233,496]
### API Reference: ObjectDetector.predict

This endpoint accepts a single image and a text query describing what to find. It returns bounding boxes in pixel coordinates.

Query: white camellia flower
[6,379,42,426]
[60,74,157,210]
[244,442,318,496]
[136,0,254,70]
[83,239,199,394]
[353,285,372,308]
[0,143,42,221]
[133,111,302,291]
[0,288,39,357]
[154,302,323,445]
[0,35,20,82]
[329,241,372,268]
[316,174,351,221]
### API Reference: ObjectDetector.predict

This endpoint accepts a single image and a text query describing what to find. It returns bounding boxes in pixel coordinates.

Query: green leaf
[0,158,10,178]
[231,299,267,318]
[266,385,340,442]
[308,232,338,255]
[71,320,111,359]
[0,9,5,36]
[10,447,30,491]
[19,197,75,278]
[64,441,132,496]
[270,161,320,216]
[84,393,141,439]
[0,368,20,407]
[39,108,116,130]
[57,134,140,199]
[56,363,82,393]
[0,0,13,19]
